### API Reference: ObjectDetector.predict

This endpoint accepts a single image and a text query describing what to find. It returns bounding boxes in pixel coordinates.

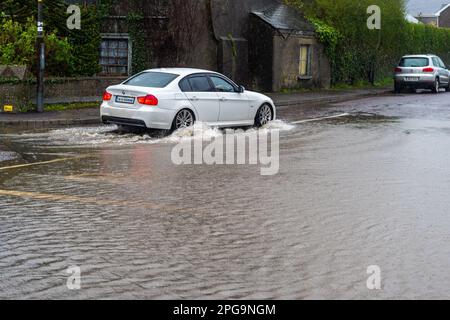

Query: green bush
[0,18,74,76]
[0,19,36,66]
[0,0,106,77]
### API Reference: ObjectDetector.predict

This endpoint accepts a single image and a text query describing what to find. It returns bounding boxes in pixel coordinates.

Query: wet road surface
[1,91,450,299]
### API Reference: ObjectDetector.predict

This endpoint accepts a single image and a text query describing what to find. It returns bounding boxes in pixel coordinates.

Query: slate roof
[251,3,316,35]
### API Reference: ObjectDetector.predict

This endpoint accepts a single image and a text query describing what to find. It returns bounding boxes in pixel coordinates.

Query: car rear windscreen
[123,72,179,88]
[399,58,429,68]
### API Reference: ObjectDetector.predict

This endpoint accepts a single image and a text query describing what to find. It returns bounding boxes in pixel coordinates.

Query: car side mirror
[238,85,245,93]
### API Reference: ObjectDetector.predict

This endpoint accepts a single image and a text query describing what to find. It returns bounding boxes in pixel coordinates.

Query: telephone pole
[37,0,45,113]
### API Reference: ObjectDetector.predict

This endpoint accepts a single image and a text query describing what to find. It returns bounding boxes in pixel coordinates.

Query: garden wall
[0,77,127,112]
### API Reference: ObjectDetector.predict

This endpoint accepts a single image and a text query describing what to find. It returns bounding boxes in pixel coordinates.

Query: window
[100,37,130,75]
[187,76,213,92]
[210,76,236,92]
[399,58,429,67]
[124,72,179,88]
[179,78,192,92]
[299,45,311,77]
[437,57,447,69]
[432,57,440,67]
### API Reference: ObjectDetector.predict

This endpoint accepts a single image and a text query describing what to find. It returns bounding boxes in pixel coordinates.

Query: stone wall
[273,35,331,92]
[0,77,126,112]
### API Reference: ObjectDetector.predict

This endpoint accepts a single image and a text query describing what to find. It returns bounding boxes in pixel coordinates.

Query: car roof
[143,68,220,77]
[402,55,436,58]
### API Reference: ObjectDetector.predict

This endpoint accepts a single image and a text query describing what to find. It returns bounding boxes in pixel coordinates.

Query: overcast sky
[406,0,450,15]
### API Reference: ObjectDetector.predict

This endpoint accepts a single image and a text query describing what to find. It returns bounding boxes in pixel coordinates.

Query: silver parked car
[394,54,450,93]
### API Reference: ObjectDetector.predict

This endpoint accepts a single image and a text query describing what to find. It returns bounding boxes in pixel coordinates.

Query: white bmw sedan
[101,68,276,131]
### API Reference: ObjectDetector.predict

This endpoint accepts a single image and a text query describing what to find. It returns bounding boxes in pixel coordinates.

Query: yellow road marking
[0,189,189,212]
[0,157,86,171]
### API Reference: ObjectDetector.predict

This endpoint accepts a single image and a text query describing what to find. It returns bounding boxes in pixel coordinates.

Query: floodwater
[1,92,450,299]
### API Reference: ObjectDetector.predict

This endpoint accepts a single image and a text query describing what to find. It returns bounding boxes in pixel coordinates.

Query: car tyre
[394,83,403,94]
[254,104,273,127]
[432,78,440,93]
[446,81,450,92]
[172,109,195,131]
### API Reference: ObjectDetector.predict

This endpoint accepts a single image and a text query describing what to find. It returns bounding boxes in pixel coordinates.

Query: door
[437,57,450,85]
[433,57,448,85]
[209,75,250,122]
[181,75,220,123]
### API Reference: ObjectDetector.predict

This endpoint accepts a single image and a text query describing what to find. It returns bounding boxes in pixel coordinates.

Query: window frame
[122,71,180,88]
[178,73,239,93]
[437,57,447,69]
[299,44,312,78]
[208,75,239,93]
[100,33,132,76]
[183,74,215,92]
[399,57,430,68]
[432,57,440,67]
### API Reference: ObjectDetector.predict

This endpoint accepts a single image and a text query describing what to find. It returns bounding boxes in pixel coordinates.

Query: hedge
[288,0,450,85]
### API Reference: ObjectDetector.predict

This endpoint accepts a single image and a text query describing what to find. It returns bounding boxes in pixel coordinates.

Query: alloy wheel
[258,105,272,126]
[175,110,194,129]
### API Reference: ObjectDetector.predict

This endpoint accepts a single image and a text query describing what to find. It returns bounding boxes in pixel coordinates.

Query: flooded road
[1,91,450,299]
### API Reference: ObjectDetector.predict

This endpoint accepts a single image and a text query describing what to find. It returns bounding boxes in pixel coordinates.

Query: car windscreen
[399,58,429,68]
[123,72,179,88]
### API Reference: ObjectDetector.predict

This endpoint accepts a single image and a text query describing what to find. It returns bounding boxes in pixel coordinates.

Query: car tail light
[423,67,434,72]
[394,67,402,73]
[103,91,112,101]
[137,94,158,106]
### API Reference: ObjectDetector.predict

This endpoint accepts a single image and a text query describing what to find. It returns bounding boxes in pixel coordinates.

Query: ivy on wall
[127,13,148,74]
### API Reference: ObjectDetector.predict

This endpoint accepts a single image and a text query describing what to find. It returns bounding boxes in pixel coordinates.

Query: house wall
[211,0,277,86]
[248,15,274,91]
[272,35,330,92]
[178,0,217,71]
[101,0,217,73]
[438,8,450,28]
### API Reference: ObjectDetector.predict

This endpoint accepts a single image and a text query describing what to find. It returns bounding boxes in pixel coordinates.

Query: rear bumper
[100,103,175,129]
[394,74,435,88]
[102,116,147,128]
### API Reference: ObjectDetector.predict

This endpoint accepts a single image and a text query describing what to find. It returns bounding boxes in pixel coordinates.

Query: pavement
[0,88,391,128]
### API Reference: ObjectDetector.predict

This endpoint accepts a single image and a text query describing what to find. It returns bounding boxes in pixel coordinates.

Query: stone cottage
[70,0,331,91]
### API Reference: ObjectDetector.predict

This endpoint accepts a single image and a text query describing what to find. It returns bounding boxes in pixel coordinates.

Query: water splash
[3,121,295,148]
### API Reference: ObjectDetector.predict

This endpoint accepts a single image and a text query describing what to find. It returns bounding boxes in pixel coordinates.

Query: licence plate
[405,77,419,81]
[115,96,135,104]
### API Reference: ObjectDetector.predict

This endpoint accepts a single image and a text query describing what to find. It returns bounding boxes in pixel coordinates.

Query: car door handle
[190,96,199,101]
